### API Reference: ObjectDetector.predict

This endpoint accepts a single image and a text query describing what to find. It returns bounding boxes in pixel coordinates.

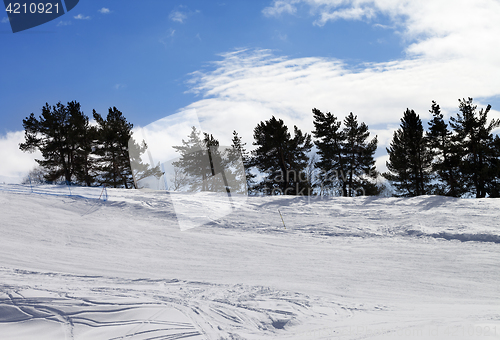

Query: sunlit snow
[0,184,499,339]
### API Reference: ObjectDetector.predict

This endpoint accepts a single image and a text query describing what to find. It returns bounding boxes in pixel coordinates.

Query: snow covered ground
[0,184,499,339]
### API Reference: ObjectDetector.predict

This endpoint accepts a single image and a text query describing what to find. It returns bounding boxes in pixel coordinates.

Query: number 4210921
[5,2,60,14]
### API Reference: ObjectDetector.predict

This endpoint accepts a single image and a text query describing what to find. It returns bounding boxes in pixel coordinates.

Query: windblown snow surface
[0,184,499,339]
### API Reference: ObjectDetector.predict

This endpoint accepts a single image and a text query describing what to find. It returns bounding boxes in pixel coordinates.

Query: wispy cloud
[98,8,110,14]
[274,31,288,41]
[314,6,376,26]
[373,23,394,30]
[263,0,381,25]
[57,20,71,26]
[192,0,500,151]
[114,84,127,90]
[262,0,299,17]
[1,17,9,23]
[169,6,200,24]
[169,10,188,23]
[178,41,500,167]
[5,1,500,182]
[159,28,176,47]
[74,14,91,20]
[263,0,500,62]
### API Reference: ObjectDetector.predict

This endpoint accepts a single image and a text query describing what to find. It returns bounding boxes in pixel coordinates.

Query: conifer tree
[20,101,89,184]
[172,127,232,192]
[384,109,433,197]
[203,132,232,192]
[93,107,135,188]
[449,98,500,198]
[312,108,345,195]
[172,127,207,191]
[230,130,256,193]
[203,132,219,181]
[342,112,378,196]
[252,116,312,195]
[128,139,163,189]
[69,101,98,186]
[487,135,500,197]
[426,101,462,196]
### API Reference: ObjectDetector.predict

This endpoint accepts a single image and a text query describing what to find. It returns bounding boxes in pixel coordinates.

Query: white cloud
[169,10,188,23]
[245,0,500,150]
[314,5,377,26]
[114,84,126,90]
[375,154,389,174]
[134,109,205,164]
[1,17,9,23]
[7,1,500,180]
[74,14,91,20]
[262,0,299,16]
[159,28,176,47]
[263,0,500,62]
[373,23,394,30]
[169,40,500,163]
[57,20,71,26]
[98,8,110,14]
[0,131,41,183]
[274,31,288,41]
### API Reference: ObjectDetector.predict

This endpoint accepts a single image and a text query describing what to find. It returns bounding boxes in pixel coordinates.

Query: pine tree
[384,109,433,197]
[128,138,163,189]
[312,108,345,195]
[252,116,312,195]
[20,101,89,184]
[230,130,256,193]
[172,127,207,191]
[449,98,500,198]
[426,101,463,196]
[69,101,98,186]
[172,127,233,192]
[93,107,135,188]
[342,112,378,196]
[203,132,232,192]
[487,135,500,197]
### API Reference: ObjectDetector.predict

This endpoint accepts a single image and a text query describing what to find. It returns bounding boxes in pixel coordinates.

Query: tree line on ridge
[20,98,500,197]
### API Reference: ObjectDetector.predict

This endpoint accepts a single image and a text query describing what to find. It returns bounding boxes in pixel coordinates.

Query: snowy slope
[0,184,499,339]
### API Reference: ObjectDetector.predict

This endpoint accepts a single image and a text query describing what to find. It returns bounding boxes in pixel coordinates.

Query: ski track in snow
[0,184,499,339]
[0,267,353,340]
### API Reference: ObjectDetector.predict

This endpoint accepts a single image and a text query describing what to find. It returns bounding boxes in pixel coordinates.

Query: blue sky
[1,0,402,131]
[2,0,500,182]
